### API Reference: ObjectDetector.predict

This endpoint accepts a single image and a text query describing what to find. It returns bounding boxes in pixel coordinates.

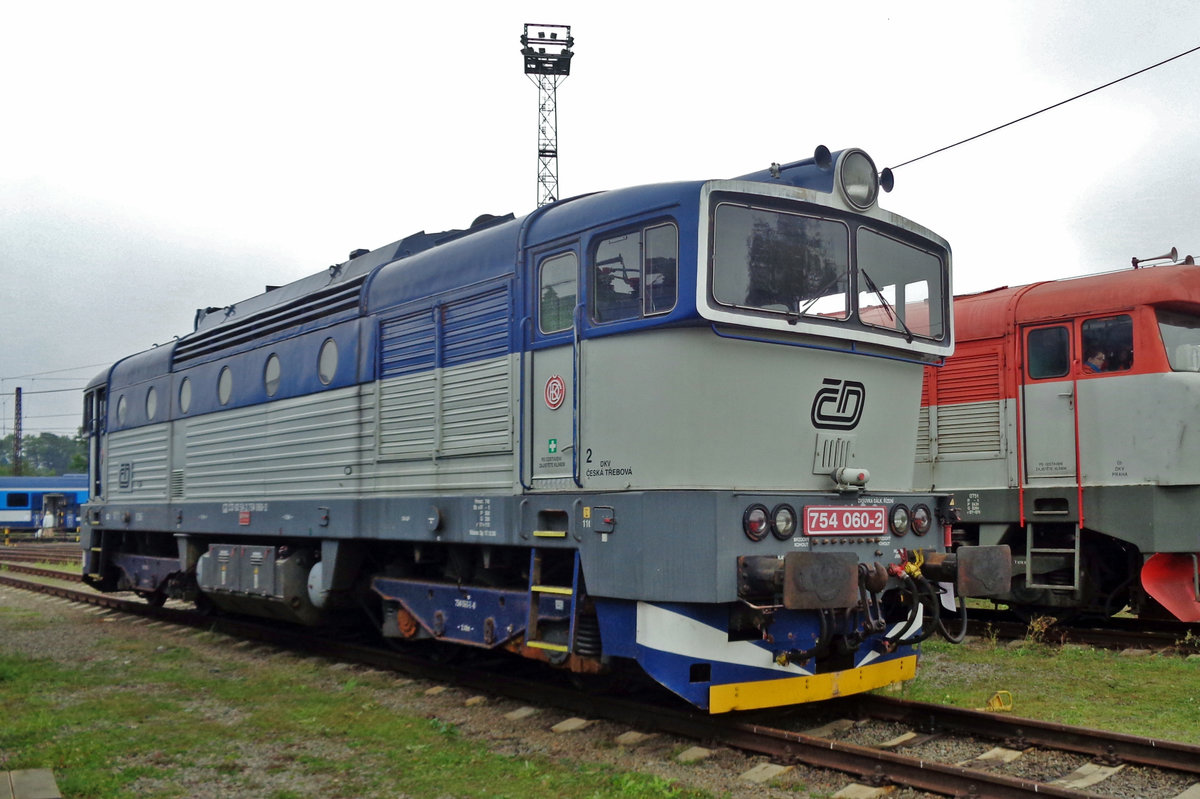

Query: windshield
[1158,309,1200,371]
[710,201,946,341]
[712,204,850,319]
[856,228,945,340]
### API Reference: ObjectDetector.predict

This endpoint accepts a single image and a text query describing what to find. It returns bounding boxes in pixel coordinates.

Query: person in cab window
[1083,350,1107,373]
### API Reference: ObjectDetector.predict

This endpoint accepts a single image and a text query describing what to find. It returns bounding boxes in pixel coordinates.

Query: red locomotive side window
[1157,309,1200,371]
[1081,315,1133,374]
[1026,326,1069,379]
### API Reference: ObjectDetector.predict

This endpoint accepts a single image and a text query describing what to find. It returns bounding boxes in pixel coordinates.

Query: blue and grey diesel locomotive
[81,147,1009,712]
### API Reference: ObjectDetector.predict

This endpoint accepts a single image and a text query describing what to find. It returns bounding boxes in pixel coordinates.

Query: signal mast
[520,24,574,208]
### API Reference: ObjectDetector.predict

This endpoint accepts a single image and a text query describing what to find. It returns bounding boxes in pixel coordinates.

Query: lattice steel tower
[520,24,574,207]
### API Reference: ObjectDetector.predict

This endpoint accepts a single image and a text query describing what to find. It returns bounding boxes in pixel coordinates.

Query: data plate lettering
[804,506,886,536]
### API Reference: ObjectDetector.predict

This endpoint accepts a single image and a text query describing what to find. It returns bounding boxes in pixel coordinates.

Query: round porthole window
[116,394,127,425]
[145,386,158,420]
[264,354,282,397]
[318,338,338,385]
[218,366,233,405]
[179,377,192,413]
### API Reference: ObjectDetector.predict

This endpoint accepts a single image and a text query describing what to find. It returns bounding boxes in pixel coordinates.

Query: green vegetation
[6,598,1199,798]
[904,635,1200,744]
[0,431,86,475]
[0,609,707,799]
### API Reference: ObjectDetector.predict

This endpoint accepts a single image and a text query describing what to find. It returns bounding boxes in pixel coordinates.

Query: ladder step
[526,640,569,652]
[532,530,567,539]
[531,584,573,595]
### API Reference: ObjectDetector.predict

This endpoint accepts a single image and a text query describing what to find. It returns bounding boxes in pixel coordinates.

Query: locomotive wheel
[422,640,464,665]
[136,589,167,608]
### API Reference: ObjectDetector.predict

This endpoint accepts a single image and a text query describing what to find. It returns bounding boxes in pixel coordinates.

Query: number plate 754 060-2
[803,506,886,536]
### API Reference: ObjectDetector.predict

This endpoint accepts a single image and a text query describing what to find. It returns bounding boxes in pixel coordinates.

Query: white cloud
[4,0,1199,435]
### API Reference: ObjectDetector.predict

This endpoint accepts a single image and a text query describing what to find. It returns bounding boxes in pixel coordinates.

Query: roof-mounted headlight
[837,149,880,210]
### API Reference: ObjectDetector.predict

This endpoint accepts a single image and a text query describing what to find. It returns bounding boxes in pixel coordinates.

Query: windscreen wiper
[860,269,914,343]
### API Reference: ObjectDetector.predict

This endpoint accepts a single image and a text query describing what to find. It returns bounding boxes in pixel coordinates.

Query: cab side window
[539,252,578,334]
[590,222,677,323]
[1027,326,1070,379]
[1081,315,1133,373]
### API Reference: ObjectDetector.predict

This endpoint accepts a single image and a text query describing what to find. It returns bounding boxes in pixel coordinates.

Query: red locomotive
[919,248,1200,622]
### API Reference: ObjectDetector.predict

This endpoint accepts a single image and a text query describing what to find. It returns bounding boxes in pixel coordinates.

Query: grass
[6,596,1200,798]
[0,610,709,799]
[902,634,1200,744]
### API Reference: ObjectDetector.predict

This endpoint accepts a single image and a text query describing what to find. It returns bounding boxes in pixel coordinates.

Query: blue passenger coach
[1,475,88,534]
[82,148,1009,712]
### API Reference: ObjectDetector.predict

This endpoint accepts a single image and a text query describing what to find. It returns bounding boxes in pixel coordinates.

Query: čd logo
[810,378,865,430]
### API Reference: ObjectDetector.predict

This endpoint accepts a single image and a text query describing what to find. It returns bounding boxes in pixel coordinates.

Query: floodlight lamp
[521,23,573,76]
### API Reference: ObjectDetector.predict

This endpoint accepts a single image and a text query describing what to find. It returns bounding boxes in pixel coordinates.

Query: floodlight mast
[520,23,573,208]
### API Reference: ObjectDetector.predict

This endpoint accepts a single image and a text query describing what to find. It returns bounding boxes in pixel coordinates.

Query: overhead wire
[889,44,1200,172]
[3,387,87,395]
[2,362,112,380]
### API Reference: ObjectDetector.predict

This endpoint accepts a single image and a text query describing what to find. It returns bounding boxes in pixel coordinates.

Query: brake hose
[937,585,970,643]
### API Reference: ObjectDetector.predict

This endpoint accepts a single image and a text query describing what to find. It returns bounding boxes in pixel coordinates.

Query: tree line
[0,432,87,475]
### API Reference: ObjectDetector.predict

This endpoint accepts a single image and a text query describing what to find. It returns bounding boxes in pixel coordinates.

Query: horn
[1131,246,1178,268]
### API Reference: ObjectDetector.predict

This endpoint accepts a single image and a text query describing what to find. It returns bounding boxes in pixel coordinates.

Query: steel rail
[1,574,1138,798]
[0,563,82,582]
[0,552,80,566]
[852,694,1200,775]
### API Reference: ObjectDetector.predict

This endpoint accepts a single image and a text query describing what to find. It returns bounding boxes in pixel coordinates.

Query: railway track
[0,562,82,582]
[967,608,1200,654]
[0,544,80,567]
[3,570,1199,798]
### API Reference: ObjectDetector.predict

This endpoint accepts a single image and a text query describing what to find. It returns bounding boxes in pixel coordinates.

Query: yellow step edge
[531,584,573,595]
[527,640,569,652]
[532,530,567,538]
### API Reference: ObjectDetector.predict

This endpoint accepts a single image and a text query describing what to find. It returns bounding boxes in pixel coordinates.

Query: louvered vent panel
[440,360,512,456]
[380,311,436,378]
[442,288,510,367]
[915,407,931,460]
[937,401,1003,454]
[377,285,512,461]
[935,349,1002,404]
[173,277,365,367]
[378,374,438,460]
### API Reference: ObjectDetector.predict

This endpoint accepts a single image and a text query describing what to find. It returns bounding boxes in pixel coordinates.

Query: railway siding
[4,572,1200,797]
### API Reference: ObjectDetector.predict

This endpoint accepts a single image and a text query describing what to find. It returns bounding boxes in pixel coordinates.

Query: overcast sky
[3,0,1198,438]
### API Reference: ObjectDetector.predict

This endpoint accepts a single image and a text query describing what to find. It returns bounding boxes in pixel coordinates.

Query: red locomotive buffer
[918,251,1200,621]
[1141,554,1200,622]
